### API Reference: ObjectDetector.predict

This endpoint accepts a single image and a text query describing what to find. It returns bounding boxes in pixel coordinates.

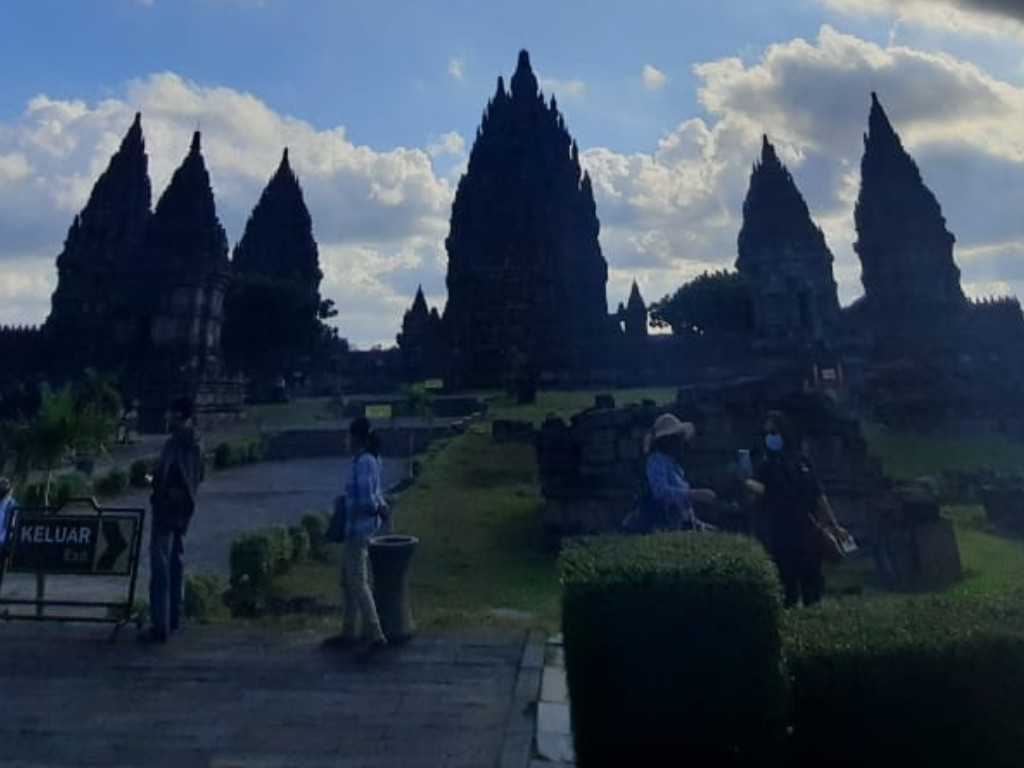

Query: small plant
[288,525,311,563]
[300,511,330,559]
[183,573,225,623]
[94,467,130,497]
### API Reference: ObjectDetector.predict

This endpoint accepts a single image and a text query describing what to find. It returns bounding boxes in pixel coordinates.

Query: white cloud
[642,64,668,91]
[0,73,452,348]
[427,131,465,159]
[821,0,1024,38]
[538,75,586,101]
[586,24,1024,309]
[2,25,1024,347]
[448,57,464,80]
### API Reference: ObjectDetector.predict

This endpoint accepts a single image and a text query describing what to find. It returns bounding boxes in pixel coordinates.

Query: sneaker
[137,628,168,645]
[355,638,387,663]
[321,633,359,651]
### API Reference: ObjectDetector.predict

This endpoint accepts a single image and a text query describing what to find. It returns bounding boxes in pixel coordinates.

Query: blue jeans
[149,526,185,637]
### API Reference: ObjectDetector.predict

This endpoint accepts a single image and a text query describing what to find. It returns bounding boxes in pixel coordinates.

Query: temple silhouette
[0,51,1020,434]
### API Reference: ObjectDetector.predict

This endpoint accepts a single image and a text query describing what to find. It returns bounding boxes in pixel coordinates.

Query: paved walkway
[0,456,404,607]
[0,622,543,767]
[0,426,577,766]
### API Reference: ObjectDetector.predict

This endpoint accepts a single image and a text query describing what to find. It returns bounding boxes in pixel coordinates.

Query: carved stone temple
[441,50,616,388]
[736,135,840,354]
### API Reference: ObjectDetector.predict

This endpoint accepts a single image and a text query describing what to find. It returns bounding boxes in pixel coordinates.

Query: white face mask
[764,433,784,452]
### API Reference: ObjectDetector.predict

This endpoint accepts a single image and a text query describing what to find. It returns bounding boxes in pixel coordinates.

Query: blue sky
[0,0,1022,347]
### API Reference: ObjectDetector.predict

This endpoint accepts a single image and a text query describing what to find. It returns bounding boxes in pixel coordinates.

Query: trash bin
[368,534,419,645]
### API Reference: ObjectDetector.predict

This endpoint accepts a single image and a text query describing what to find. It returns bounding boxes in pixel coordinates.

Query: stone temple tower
[443,50,612,388]
[736,135,840,352]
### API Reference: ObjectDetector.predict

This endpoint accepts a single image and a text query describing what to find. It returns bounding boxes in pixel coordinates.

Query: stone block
[580,432,616,464]
[616,438,641,461]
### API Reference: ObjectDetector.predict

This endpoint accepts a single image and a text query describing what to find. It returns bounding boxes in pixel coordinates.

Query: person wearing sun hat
[644,413,718,531]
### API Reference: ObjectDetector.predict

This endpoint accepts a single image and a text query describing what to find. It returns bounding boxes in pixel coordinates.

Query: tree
[7,371,121,503]
[221,274,325,380]
[650,270,754,338]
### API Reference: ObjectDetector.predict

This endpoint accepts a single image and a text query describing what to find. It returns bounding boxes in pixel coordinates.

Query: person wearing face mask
[642,413,718,532]
[744,410,849,607]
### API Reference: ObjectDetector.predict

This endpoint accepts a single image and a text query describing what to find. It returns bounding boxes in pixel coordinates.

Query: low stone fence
[261,421,469,461]
[533,387,961,590]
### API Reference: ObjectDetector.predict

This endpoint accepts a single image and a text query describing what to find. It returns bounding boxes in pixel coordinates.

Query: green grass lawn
[485,387,677,425]
[266,423,560,632]
[861,421,1024,480]
[245,397,339,430]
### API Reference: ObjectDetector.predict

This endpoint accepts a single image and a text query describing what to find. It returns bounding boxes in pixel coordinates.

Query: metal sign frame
[0,496,146,636]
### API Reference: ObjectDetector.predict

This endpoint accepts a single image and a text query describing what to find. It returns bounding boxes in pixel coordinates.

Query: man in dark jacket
[140,395,204,644]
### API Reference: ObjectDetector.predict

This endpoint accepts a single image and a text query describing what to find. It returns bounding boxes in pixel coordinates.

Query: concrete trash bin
[368,534,419,645]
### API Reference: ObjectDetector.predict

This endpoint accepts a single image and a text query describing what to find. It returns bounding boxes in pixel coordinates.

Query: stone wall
[535,381,890,546]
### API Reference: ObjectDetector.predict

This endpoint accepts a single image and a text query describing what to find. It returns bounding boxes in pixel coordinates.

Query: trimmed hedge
[213,437,265,469]
[560,532,787,766]
[784,595,1024,768]
[183,572,225,623]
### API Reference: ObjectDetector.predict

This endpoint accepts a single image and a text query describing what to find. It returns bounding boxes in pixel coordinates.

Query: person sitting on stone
[645,414,718,531]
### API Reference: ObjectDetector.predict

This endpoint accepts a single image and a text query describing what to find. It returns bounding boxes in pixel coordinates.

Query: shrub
[21,472,98,505]
[301,512,329,558]
[213,441,234,469]
[93,467,130,497]
[245,438,265,463]
[784,594,1024,768]
[183,572,225,622]
[560,533,787,766]
[129,458,155,488]
[266,525,294,574]
[288,525,311,563]
[225,526,298,616]
[227,531,276,616]
[211,437,265,470]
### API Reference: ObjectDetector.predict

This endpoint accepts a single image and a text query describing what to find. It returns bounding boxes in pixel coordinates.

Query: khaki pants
[340,538,385,642]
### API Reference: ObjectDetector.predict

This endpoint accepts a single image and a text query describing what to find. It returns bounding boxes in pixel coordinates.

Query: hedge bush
[183,572,225,623]
[93,467,130,497]
[300,511,331,559]
[560,532,787,766]
[288,525,311,563]
[212,437,265,470]
[226,526,296,616]
[784,594,1024,768]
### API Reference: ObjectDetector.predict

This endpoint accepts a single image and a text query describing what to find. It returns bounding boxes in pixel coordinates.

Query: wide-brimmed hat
[652,414,695,441]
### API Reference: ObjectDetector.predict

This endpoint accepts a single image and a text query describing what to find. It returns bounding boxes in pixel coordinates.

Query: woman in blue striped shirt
[324,416,390,661]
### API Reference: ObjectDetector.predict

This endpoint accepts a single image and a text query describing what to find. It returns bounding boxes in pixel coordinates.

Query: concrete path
[0,622,541,767]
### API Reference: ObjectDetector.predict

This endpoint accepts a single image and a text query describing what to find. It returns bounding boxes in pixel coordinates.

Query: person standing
[745,410,849,608]
[644,414,718,531]
[0,477,17,550]
[323,416,390,662]
[139,395,204,644]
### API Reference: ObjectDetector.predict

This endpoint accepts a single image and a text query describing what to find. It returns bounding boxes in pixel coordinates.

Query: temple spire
[510,49,539,100]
